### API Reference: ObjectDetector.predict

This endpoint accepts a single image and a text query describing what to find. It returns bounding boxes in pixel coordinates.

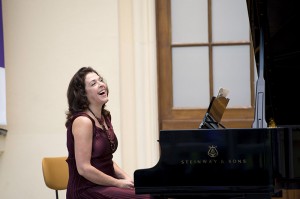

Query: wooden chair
[42,156,69,199]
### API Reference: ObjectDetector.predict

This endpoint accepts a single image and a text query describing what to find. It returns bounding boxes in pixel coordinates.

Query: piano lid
[247,0,300,126]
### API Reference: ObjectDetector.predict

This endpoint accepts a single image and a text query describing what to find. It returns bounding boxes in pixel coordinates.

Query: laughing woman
[65,66,152,199]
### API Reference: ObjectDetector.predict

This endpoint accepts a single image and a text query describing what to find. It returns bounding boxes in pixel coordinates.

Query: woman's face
[85,72,108,106]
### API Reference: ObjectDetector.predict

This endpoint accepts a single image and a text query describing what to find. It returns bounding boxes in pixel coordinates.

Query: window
[156,0,255,130]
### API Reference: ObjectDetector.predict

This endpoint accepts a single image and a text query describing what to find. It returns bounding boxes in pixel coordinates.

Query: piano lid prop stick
[252,28,267,128]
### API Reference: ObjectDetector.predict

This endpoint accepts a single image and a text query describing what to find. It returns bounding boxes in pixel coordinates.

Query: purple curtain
[0,0,6,125]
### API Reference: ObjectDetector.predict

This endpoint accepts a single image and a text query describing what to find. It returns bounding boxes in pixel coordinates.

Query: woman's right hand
[117,179,134,189]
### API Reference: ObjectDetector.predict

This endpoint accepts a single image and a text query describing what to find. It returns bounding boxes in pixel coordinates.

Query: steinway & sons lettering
[180,159,247,165]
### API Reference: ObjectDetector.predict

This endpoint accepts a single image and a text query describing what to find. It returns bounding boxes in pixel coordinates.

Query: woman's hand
[117,179,135,189]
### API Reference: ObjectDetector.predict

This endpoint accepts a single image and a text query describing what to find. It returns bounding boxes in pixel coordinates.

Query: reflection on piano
[134,0,300,198]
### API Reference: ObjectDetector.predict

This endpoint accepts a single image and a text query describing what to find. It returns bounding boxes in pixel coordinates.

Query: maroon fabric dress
[66,113,152,199]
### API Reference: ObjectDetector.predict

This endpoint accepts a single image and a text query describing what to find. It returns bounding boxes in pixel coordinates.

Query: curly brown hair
[65,66,110,127]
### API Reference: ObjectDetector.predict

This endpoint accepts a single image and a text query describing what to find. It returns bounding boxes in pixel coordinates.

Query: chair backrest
[42,156,69,191]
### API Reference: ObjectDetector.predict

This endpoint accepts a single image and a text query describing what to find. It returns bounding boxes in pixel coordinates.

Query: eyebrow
[88,76,102,85]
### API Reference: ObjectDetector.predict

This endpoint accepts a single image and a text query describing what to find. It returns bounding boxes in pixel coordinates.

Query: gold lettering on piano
[180,159,247,165]
[180,145,247,165]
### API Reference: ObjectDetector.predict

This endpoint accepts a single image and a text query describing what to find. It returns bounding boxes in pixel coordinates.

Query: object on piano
[134,128,290,199]
[217,87,229,98]
[199,88,230,129]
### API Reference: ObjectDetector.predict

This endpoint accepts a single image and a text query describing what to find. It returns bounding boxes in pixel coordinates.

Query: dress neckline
[87,108,116,152]
[87,107,106,130]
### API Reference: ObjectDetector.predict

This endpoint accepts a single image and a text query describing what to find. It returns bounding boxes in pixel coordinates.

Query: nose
[98,80,105,87]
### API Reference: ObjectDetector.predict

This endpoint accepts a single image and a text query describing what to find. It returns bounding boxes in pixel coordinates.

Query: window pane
[172,47,210,108]
[212,0,249,42]
[171,0,208,43]
[213,45,251,107]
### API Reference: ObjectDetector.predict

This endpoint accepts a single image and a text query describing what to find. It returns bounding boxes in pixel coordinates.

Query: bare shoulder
[73,115,93,125]
[72,115,93,137]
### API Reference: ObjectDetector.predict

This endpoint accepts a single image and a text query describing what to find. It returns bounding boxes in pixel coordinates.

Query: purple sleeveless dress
[66,113,152,199]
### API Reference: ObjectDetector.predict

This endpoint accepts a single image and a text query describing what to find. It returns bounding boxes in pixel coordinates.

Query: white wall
[0,0,159,198]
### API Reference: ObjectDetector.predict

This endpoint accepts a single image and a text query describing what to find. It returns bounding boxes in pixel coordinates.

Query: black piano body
[134,127,300,198]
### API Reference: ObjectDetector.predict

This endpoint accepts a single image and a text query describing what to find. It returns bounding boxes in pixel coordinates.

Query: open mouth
[99,90,106,95]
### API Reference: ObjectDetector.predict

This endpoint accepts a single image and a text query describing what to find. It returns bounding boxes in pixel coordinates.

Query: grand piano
[134,0,300,198]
